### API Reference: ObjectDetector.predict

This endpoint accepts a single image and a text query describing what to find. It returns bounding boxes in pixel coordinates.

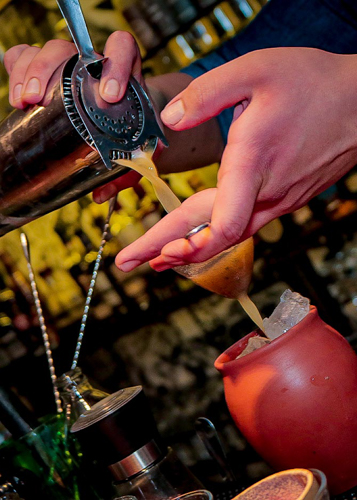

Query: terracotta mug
[232,468,329,500]
[214,306,357,495]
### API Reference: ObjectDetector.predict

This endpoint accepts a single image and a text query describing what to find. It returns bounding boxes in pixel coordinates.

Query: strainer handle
[56,0,97,62]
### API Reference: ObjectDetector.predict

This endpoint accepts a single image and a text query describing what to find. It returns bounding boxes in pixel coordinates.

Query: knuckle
[186,76,218,119]
[42,39,60,50]
[110,30,137,50]
[26,58,49,77]
[243,50,270,77]
[178,203,207,235]
[178,199,194,220]
[188,78,206,106]
[43,38,74,53]
[219,219,247,247]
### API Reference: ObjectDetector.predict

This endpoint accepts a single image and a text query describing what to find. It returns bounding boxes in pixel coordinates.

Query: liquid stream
[114,153,264,331]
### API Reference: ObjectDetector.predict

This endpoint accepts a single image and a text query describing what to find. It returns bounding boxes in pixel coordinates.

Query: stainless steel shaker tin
[0,66,129,237]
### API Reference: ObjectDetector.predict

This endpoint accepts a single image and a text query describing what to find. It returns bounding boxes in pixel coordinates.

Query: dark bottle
[167,0,198,25]
[57,367,112,499]
[71,386,204,500]
[0,372,104,499]
[228,0,261,21]
[0,386,73,500]
[137,0,180,38]
[123,3,162,51]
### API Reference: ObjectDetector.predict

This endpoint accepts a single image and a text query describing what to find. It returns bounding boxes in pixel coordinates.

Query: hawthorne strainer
[57,0,168,170]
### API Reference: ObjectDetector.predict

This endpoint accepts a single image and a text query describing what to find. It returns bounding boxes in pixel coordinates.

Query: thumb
[160,54,256,130]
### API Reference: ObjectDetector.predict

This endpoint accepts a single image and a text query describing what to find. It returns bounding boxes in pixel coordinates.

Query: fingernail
[98,184,117,204]
[161,99,184,126]
[118,260,142,272]
[24,77,41,95]
[13,84,22,101]
[103,78,120,98]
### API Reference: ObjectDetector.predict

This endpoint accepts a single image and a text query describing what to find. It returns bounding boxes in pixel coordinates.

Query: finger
[21,40,76,105]
[4,44,30,74]
[100,31,142,103]
[149,137,263,268]
[115,188,216,272]
[149,197,274,273]
[7,46,40,108]
[149,224,212,271]
[93,170,142,204]
[160,53,259,130]
[241,204,281,241]
[7,40,76,108]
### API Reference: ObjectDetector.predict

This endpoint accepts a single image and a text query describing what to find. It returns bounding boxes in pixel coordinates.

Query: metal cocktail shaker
[0,0,167,238]
[0,70,129,238]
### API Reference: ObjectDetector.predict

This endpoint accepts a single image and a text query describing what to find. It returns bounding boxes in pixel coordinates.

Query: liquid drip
[237,294,264,332]
[114,153,263,331]
[114,152,181,213]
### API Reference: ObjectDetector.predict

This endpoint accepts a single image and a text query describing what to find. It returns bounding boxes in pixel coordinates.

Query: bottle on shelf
[228,0,261,22]
[167,32,198,67]
[137,0,180,39]
[167,0,198,26]
[122,2,162,52]
[209,1,243,39]
[188,17,220,55]
[143,47,181,77]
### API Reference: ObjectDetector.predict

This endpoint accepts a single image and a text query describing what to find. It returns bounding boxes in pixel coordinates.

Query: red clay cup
[214,306,357,495]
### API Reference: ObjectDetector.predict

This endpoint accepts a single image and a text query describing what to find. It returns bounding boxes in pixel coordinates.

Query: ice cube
[263,289,310,340]
[236,336,271,359]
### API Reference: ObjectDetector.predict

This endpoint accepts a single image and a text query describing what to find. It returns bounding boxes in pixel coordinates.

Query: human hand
[4,31,144,108]
[3,32,145,196]
[116,47,357,272]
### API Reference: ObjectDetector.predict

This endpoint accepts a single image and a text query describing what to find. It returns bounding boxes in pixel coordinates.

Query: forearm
[147,72,224,175]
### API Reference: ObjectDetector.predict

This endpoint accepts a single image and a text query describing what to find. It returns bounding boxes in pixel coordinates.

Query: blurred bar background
[2,0,357,493]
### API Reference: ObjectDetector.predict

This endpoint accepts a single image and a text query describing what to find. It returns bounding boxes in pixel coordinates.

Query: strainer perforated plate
[83,76,144,143]
[61,56,167,169]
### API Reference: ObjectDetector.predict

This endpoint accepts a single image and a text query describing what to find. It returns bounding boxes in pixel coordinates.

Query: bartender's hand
[4,33,144,107]
[3,32,148,192]
[116,47,357,272]
[4,32,213,202]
